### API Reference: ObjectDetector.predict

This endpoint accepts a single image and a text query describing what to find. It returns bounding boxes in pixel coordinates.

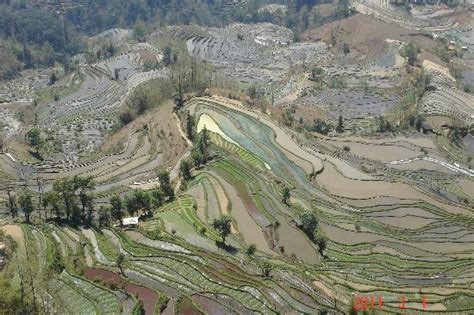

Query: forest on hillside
[0,0,352,80]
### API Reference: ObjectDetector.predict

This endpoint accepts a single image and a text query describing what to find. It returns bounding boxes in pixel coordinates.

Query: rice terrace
[0,0,473,314]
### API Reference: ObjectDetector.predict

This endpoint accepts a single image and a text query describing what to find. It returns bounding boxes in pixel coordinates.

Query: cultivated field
[1,3,473,313]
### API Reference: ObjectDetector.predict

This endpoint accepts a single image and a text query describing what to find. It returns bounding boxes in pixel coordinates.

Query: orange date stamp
[353,293,427,312]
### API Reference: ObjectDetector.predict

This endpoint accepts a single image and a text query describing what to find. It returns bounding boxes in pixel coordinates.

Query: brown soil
[192,294,233,315]
[295,105,328,123]
[328,140,421,162]
[303,14,407,59]
[175,296,203,315]
[0,224,25,256]
[84,268,159,315]
[425,115,455,130]
[458,179,474,196]
[102,101,186,169]
[303,14,442,61]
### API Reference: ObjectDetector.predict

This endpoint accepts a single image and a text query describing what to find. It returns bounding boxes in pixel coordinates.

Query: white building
[122,217,139,226]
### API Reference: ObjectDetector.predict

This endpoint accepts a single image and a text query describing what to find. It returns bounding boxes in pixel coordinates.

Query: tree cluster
[191,127,210,168]
[119,77,175,125]
[408,113,425,131]
[377,116,393,133]
[312,119,333,135]
[0,0,357,80]
[7,175,95,225]
[26,128,42,154]
[447,123,469,146]
[286,0,352,34]
[402,42,419,67]
[212,215,232,244]
[120,46,212,125]
[298,211,327,256]
[0,5,84,79]
[6,168,176,227]
[282,187,291,205]
[99,169,174,227]
[310,66,324,81]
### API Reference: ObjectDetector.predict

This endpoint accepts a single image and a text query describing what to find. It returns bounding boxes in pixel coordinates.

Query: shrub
[119,110,134,125]
[244,244,256,257]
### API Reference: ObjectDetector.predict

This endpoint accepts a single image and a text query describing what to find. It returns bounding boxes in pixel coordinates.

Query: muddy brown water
[318,162,471,215]
[371,215,436,229]
[212,169,274,254]
[83,268,159,315]
[328,140,421,162]
[192,294,234,315]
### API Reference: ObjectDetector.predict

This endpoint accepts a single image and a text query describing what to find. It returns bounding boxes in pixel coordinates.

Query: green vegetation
[125,189,152,217]
[0,5,84,79]
[208,132,267,171]
[191,127,210,168]
[401,42,420,66]
[0,231,31,314]
[312,119,332,135]
[212,215,232,244]
[310,66,324,81]
[1,1,473,313]
[18,189,34,224]
[245,243,257,257]
[110,195,124,222]
[26,128,42,153]
[158,169,174,200]
[299,211,319,238]
[282,187,291,205]
[185,111,196,141]
[180,159,192,182]
[447,122,469,146]
[376,116,393,133]
[336,115,344,133]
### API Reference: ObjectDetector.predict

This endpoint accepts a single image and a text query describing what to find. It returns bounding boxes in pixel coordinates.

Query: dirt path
[1,224,25,257]
[174,112,193,147]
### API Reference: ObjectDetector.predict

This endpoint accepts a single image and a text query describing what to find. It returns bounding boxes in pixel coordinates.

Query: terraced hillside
[186,96,474,312]
[351,0,462,31]
[2,94,473,313]
[0,43,181,198]
[0,100,186,205]
[0,2,473,312]
[185,23,331,84]
[35,50,166,163]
